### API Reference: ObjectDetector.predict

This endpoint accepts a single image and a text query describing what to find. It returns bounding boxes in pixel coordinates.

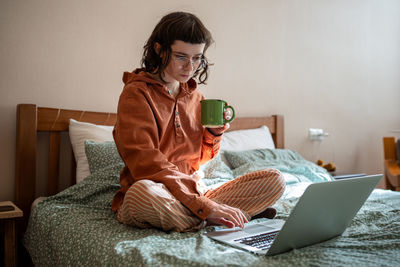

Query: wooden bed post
[274,115,284,149]
[15,104,37,228]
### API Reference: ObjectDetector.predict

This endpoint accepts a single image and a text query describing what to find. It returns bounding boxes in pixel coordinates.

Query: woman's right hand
[206,203,248,228]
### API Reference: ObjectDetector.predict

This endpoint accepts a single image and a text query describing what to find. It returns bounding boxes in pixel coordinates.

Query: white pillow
[218,125,275,169]
[69,119,114,183]
[221,125,275,151]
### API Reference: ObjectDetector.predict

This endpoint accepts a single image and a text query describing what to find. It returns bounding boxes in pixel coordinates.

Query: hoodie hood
[122,68,156,85]
[122,68,198,95]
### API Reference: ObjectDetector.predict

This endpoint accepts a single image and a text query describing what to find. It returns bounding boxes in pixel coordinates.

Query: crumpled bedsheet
[24,163,400,266]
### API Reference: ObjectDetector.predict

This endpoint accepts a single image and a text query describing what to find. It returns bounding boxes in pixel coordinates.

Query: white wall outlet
[309,128,329,141]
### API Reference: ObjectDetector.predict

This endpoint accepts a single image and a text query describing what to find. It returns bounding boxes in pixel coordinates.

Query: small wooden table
[0,201,23,267]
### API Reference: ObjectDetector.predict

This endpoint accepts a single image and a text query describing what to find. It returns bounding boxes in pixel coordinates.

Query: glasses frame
[171,52,206,69]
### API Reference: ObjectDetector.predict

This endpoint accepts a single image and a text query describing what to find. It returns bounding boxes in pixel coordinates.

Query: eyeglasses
[171,52,205,68]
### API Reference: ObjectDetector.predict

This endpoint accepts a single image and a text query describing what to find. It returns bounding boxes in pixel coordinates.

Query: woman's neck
[150,72,180,98]
[167,82,180,97]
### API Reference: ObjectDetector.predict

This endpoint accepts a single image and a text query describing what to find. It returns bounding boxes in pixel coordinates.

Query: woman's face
[162,40,205,84]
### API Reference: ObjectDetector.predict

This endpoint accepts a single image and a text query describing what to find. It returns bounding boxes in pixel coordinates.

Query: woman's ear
[154,42,162,56]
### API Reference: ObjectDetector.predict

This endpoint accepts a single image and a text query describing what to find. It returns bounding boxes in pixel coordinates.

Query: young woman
[112,11,285,232]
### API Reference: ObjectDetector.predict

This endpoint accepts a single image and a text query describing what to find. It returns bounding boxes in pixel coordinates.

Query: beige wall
[1,0,399,201]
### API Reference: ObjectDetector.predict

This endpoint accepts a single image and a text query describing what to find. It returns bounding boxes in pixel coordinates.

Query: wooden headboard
[15,103,284,230]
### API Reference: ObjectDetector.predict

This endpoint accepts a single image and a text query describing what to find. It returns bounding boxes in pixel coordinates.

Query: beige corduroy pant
[117,169,285,232]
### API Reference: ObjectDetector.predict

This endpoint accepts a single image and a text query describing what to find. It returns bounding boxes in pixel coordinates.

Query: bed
[15,104,400,266]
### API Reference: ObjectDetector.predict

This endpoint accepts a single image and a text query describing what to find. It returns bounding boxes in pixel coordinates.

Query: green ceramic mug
[201,99,235,128]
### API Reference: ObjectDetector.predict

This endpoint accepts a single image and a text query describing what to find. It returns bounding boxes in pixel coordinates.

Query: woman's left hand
[207,123,230,136]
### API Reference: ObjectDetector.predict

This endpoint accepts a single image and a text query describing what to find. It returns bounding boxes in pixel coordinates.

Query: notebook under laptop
[205,174,382,256]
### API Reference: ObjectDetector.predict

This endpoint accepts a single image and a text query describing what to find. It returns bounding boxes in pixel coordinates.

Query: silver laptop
[205,174,382,256]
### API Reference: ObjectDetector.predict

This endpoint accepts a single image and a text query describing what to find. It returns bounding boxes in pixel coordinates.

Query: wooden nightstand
[0,201,23,267]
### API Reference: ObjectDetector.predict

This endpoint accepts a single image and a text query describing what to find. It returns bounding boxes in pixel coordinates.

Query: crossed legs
[117,169,285,232]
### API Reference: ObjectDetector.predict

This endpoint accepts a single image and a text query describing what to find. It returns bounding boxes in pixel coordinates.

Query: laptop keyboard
[234,230,280,250]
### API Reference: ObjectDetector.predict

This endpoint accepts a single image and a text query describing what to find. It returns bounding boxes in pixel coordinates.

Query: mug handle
[223,105,235,124]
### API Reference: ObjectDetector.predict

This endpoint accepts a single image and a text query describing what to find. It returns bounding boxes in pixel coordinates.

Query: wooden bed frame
[14,103,284,232]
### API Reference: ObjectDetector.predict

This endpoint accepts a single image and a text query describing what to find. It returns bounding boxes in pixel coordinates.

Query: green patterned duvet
[24,148,400,266]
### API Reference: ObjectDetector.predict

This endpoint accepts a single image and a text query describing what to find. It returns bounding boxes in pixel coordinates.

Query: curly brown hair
[141,12,214,84]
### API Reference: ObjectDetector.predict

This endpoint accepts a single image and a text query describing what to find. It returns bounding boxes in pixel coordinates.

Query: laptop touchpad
[244,224,276,235]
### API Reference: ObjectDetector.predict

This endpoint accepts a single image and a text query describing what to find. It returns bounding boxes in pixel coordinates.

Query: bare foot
[251,207,277,220]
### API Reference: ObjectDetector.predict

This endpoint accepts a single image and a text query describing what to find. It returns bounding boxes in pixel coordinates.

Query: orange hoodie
[111,69,222,220]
